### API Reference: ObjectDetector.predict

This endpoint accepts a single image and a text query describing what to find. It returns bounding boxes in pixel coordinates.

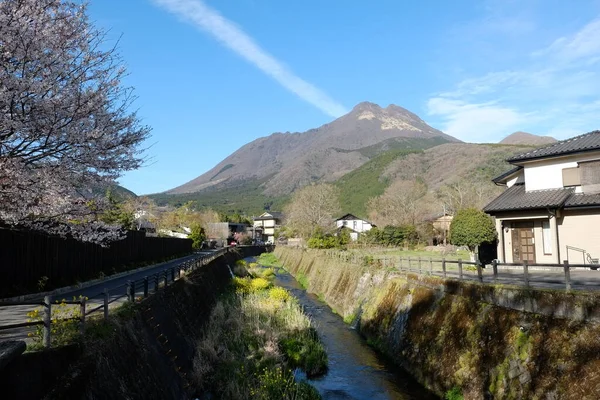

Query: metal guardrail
[322,251,597,292]
[0,247,232,347]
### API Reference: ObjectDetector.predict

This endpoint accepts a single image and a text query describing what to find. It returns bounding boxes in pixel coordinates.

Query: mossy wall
[275,247,600,400]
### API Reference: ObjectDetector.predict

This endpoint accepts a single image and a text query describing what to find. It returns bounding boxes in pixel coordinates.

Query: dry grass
[192,278,325,399]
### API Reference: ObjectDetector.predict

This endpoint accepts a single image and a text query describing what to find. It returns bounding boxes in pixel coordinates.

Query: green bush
[450,208,497,259]
[445,386,464,400]
[189,224,206,250]
[360,225,418,247]
[307,228,349,249]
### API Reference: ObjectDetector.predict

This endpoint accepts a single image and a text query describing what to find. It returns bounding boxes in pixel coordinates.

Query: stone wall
[275,247,600,399]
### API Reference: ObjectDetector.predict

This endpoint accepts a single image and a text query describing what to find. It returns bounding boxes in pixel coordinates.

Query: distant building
[335,213,374,241]
[253,211,282,243]
[207,222,248,241]
[427,213,453,245]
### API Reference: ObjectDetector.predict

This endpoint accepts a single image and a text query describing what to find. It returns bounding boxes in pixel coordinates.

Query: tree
[449,208,497,261]
[99,190,134,230]
[0,0,150,241]
[437,179,500,215]
[188,224,206,250]
[367,180,431,227]
[284,184,341,238]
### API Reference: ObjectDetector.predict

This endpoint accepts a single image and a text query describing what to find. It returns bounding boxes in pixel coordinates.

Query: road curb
[0,252,202,303]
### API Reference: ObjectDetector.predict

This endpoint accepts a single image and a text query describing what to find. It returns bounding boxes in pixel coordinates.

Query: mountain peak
[500,131,557,146]
[352,101,382,112]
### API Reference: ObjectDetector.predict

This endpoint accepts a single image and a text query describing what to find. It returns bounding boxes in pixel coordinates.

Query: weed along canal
[250,256,436,400]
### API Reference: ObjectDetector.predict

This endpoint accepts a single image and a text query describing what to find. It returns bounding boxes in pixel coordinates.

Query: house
[484,130,600,265]
[427,213,453,245]
[207,222,249,242]
[335,213,375,241]
[253,211,282,243]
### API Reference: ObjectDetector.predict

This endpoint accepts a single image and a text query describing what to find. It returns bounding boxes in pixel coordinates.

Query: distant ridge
[500,131,557,146]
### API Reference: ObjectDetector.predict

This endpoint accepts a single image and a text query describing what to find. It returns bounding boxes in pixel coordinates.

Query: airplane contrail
[152,0,348,117]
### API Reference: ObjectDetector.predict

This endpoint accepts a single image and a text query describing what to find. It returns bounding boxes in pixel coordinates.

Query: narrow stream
[251,259,437,400]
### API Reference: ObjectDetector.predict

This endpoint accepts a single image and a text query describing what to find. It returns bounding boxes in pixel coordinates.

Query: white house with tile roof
[484,130,600,265]
[335,213,375,241]
[253,211,283,243]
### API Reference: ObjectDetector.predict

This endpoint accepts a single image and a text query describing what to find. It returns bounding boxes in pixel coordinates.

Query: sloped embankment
[275,247,600,399]
[2,248,264,400]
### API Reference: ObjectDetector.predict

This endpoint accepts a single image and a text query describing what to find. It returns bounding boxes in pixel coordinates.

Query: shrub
[268,287,291,302]
[307,228,349,249]
[450,208,497,260]
[26,296,88,347]
[233,277,252,293]
[445,386,464,400]
[188,224,206,250]
[250,278,271,292]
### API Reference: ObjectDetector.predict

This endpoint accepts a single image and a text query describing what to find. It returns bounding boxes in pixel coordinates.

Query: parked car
[202,239,217,249]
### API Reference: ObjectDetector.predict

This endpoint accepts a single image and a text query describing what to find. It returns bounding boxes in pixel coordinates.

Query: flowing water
[252,259,438,400]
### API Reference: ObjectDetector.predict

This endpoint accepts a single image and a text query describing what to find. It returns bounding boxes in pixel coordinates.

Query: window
[562,167,581,187]
[353,221,357,230]
[542,220,552,255]
[580,160,600,194]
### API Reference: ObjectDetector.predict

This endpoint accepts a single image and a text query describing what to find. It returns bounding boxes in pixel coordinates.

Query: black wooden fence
[0,227,192,297]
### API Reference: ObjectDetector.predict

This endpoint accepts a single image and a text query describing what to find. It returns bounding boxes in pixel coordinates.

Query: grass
[296,273,309,289]
[364,248,471,261]
[191,273,327,399]
[257,253,281,268]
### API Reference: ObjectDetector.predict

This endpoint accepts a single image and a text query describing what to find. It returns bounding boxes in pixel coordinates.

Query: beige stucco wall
[558,209,600,263]
[493,212,559,264]
[519,152,600,192]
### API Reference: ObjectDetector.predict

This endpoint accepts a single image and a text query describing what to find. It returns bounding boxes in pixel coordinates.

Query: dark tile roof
[564,193,600,208]
[492,166,523,183]
[336,213,375,225]
[507,130,600,163]
[483,184,574,213]
[254,211,283,221]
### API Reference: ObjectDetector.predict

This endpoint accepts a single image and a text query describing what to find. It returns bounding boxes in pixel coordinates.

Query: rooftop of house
[484,184,600,213]
[507,130,600,163]
[254,211,283,221]
[483,184,574,213]
[336,213,372,222]
[492,166,523,184]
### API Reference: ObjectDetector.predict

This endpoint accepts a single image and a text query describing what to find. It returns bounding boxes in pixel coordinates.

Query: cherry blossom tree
[0,0,150,242]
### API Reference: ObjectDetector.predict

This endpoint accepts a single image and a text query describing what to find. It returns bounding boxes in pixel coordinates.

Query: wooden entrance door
[512,222,536,263]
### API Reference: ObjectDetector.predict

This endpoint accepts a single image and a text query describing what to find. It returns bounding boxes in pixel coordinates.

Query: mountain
[499,131,557,146]
[166,102,460,196]
[337,143,536,215]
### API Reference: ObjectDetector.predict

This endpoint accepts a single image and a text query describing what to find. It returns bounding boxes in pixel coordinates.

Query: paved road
[0,250,219,342]
[400,265,600,292]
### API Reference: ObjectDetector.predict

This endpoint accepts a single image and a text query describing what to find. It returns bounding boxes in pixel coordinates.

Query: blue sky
[88,0,600,194]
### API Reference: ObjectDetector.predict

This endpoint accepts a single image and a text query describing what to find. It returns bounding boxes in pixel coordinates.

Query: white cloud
[427,98,530,142]
[533,18,600,62]
[430,16,600,142]
[152,0,347,118]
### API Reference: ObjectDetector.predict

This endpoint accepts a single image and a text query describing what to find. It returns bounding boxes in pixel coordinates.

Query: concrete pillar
[496,218,505,263]
[550,215,560,264]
